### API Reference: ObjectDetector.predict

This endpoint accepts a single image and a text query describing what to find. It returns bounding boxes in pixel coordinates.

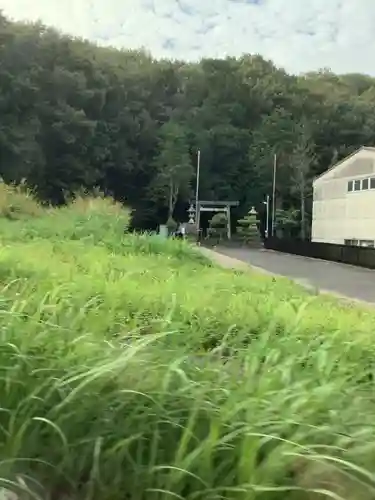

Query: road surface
[216,247,375,304]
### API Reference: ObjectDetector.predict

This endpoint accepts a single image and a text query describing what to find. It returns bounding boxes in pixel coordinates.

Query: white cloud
[1,0,375,75]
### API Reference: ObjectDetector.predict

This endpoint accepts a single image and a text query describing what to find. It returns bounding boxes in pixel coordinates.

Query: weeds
[0,182,42,220]
[0,192,375,499]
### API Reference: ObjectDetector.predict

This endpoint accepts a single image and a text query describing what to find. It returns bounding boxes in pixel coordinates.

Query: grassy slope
[1,192,375,499]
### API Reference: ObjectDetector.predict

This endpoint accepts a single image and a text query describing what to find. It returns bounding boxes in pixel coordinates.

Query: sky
[1,0,375,75]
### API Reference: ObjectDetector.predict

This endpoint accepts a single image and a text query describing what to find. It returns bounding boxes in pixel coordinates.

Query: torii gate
[189,200,239,240]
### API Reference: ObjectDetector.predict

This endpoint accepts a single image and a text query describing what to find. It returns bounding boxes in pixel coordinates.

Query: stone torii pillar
[194,200,239,240]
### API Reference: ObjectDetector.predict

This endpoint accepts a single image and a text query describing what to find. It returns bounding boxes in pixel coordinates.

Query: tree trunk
[168,177,179,219]
[168,178,174,219]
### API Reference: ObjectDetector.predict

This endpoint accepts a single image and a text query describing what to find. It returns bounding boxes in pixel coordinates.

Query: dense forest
[1,12,375,235]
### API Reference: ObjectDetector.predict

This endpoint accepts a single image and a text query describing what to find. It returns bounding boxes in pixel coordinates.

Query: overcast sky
[1,0,375,75]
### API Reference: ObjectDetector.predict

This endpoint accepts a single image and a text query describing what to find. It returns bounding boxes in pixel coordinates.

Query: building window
[345,239,374,248]
[345,239,359,246]
[347,177,375,192]
[359,240,375,248]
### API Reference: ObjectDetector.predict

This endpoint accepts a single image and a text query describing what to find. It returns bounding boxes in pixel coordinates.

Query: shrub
[237,208,262,245]
[166,216,178,234]
[208,212,228,241]
[0,182,42,219]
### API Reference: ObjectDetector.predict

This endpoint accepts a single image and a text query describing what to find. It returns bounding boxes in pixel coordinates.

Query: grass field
[1,187,375,500]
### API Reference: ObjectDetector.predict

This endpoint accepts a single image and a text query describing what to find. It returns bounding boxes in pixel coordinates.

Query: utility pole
[263,194,270,238]
[195,149,201,233]
[271,153,277,236]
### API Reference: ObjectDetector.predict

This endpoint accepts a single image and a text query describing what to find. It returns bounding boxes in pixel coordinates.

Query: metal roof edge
[313,146,375,184]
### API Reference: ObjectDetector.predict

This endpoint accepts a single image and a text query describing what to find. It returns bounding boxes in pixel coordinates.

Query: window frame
[359,240,375,248]
[345,239,359,246]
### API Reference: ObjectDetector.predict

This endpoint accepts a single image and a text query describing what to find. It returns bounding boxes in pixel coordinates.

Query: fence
[264,237,375,270]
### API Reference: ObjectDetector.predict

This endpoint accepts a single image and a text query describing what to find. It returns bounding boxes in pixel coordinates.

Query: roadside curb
[199,246,252,271]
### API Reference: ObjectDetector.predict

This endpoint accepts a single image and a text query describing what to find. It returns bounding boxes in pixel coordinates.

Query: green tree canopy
[1,13,375,232]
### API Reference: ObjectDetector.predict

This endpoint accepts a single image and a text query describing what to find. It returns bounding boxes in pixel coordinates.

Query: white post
[227,205,231,240]
[195,150,201,233]
[265,195,270,238]
[271,154,277,236]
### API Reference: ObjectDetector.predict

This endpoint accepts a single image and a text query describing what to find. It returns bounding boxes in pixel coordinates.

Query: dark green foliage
[208,212,228,241]
[274,208,300,238]
[1,15,375,231]
[151,121,193,220]
[166,216,178,234]
[237,211,262,245]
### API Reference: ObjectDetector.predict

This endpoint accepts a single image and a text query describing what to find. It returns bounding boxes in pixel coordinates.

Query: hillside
[1,13,375,233]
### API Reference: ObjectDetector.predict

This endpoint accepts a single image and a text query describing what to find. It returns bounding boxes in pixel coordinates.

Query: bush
[166,216,178,235]
[237,209,262,245]
[208,212,228,241]
[0,182,42,219]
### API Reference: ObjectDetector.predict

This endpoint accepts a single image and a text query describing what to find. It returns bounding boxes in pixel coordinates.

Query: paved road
[217,247,375,304]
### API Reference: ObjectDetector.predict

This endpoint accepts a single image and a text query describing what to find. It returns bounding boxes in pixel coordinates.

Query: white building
[311,146,375,247]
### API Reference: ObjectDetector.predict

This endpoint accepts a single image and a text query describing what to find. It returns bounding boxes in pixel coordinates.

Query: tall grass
[0,182,42,219]
[1,191,375,499]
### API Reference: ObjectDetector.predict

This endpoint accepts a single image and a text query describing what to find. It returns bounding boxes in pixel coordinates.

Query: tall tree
[152,121,193,221]
[288,122,316,240]
[1,12,375,232]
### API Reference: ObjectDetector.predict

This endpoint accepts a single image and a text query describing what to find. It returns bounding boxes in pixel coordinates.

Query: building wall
[312,150,375,245]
